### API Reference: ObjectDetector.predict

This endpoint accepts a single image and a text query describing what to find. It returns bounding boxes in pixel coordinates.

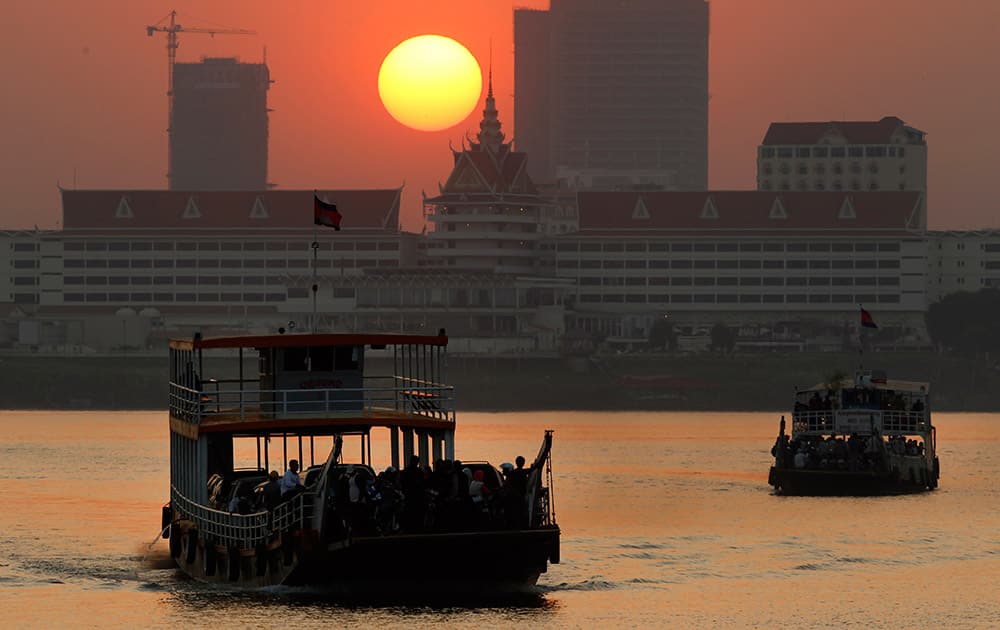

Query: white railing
[170,486,316,548]
[169,377,456,424]
[792,409,930,435]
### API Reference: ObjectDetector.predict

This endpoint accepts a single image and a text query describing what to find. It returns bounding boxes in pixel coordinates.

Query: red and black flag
[860,306,878,329]
[314,193,342,230]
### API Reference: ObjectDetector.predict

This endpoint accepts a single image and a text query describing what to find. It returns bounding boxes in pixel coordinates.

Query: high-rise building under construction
[515,0,709,190]
[169,57,270,191]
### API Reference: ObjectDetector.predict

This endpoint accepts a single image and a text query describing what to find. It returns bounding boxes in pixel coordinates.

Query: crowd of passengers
[772,432,926,472]
[216,455,538,536]
[794,390,926,414]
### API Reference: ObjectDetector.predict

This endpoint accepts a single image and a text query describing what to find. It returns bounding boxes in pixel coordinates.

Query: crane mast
[145,10,256,184]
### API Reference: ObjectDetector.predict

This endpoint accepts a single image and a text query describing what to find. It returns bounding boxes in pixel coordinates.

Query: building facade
[514,0,709,189]
[757,117,928,227]
[170,57,270,191]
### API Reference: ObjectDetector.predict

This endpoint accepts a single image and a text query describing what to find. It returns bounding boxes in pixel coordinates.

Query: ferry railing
[791,409,929,435]
[169,381,456,424]
[171,486,318,549]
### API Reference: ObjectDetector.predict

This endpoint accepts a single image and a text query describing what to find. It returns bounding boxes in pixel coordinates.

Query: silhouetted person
[401,455,425,531]
[280,459,302,497]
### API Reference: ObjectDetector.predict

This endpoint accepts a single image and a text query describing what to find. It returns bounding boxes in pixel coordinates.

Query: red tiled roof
[576,191,922,233]
[61,189,401,230]
[762,116,907,145]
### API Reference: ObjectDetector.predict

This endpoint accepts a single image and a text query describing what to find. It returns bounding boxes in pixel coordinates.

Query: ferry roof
[169,332,448,351]
[803,378,929,394]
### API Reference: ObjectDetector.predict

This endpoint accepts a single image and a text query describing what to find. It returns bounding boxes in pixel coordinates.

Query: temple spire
[477,49,505,153]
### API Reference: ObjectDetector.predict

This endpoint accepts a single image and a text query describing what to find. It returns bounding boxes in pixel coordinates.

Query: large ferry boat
[768,370,939,495]
[161,330,559,591]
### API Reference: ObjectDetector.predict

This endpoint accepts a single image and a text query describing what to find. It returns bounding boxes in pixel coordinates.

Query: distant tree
[648,319,678,351]
[709,323,736,354]
[926,289,1000,357]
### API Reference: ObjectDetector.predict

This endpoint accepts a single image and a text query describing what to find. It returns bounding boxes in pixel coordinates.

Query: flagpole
[312,191,319,334]
[857,303,864,373]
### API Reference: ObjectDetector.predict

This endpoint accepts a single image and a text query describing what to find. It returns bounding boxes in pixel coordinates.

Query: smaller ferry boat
[161,330,559,592]
[768,370,939,495]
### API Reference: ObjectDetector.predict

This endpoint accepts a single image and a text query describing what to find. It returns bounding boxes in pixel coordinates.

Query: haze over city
[3,0,999,231]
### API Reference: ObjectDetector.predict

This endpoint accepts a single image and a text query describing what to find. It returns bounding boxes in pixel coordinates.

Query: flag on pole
[860,306,878,329]
[314,193,342,230]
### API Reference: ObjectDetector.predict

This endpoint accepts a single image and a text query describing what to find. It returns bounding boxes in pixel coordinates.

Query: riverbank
[2,351,998,412]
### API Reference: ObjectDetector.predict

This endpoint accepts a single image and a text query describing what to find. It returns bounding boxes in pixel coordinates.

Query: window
[777,148,794,158]
[848,147,863,158]
[797,148,811,158]
[787,260,807,269]
[694,260,715,269]
[809,260,830,269]
[761,147,775,158]
[830,147,846,157]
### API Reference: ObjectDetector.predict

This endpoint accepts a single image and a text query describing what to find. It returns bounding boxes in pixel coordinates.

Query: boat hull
[170,521,560,592]
[768,466,935,496]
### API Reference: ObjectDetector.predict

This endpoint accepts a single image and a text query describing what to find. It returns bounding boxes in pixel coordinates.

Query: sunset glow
[378,35,482,132]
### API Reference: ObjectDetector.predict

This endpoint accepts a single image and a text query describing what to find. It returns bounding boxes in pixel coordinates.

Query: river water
[1,410,998,628]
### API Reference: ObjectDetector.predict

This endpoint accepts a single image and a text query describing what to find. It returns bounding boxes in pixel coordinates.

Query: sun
[378,35,482,132]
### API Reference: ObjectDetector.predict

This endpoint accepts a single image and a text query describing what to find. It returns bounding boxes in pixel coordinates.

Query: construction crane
[146,10,256,151]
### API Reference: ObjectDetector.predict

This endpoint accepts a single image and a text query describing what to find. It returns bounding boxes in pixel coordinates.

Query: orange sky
[2,0,999,231]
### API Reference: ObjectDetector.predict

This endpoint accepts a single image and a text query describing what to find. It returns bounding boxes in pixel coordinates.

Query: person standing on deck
[262,471,282,510]
[281,460,303,497]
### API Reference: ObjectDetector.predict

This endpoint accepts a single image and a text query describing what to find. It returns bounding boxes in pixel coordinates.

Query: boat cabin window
[281,346,360,372]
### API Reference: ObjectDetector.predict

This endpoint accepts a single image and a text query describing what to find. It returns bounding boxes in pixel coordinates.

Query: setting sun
[378,34,482,132]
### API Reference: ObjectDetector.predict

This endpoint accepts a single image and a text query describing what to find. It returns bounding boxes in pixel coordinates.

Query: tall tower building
[169,57,270,191]
[514,0,709,190]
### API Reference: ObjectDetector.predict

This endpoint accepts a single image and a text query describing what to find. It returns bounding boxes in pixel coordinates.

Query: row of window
[577,276,900,287]
[63,292,290,303]
[762,162,906,176]
[65,276,292,286]
[760,180,905,192]
[554,241,903,253]
[578,293,902,305]
[63,241,399,252]
[63,258,397,270]
[558,259,903,270]
[760,145,908,159]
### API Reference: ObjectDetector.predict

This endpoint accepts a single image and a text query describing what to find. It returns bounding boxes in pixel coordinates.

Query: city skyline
[2,0,999,231]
